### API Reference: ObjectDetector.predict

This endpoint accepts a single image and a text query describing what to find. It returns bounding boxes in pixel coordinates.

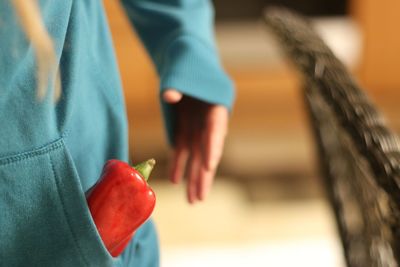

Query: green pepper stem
[134,159,156,181]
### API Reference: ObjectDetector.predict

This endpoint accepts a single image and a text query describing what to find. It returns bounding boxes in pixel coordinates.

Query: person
[0,0,234,266]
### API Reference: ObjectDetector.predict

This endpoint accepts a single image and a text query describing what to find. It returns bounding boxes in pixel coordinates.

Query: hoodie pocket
[0,138,117,267]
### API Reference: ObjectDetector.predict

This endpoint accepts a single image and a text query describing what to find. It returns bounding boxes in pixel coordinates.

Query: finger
[163,89,183,104]
[187,137,202,204]
[197,165,216,201]
[170,143,189,184]
[204,106,228,171]
[169,96,189,184]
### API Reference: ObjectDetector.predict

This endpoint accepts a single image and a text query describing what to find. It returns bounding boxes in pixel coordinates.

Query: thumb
[163,89,183,104]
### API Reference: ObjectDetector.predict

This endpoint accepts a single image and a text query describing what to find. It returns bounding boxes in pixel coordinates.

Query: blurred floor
[152,179,345,267]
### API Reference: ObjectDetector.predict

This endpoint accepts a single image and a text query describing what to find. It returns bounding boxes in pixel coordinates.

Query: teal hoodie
[0,0,234,266]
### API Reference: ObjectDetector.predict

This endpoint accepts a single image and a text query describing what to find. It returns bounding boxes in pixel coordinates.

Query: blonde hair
[12,0,61,101]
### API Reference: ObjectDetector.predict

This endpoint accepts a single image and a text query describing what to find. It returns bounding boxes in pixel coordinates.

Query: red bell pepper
[86,159,156,257]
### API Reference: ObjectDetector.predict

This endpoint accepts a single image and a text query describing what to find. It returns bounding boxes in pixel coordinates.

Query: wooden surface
[351,0,400,92]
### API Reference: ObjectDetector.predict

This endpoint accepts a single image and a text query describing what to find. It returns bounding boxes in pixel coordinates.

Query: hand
[163,89,229,204]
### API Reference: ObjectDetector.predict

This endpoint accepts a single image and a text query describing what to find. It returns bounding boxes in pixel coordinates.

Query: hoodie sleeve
[120,0,235,143]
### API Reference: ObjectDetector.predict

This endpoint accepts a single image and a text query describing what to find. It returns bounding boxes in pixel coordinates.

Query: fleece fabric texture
[0,0,234,266]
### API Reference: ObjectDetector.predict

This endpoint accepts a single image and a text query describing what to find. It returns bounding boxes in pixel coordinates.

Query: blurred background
[104,0,400,266]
